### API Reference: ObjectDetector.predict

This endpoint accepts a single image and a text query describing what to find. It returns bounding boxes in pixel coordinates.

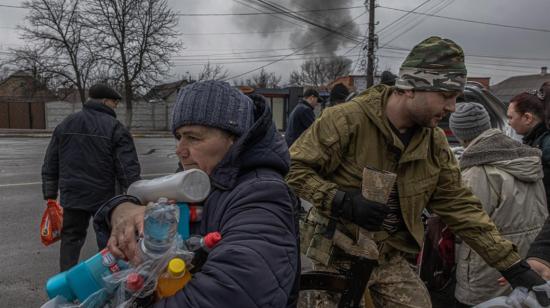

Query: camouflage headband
[395,36,467,92]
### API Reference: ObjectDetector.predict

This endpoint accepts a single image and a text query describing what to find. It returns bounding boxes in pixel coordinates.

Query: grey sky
[1,0,549,85]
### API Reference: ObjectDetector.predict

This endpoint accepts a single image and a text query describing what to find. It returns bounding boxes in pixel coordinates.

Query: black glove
[501,260,550,306]
[332,190,390,231]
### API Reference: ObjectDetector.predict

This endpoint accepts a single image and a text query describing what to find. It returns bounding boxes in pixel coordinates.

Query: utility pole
[366,0,376,87]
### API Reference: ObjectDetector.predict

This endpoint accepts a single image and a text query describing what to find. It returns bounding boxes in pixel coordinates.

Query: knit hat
[449,102,491,141]
[395,36,467,92]
[330,83,350,104]
[171,80,254,136]
[89,84,122,100]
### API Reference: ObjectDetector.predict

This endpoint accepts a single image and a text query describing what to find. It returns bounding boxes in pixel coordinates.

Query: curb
[0,132,173,138]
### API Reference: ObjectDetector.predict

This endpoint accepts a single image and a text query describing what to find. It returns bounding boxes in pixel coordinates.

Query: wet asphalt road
[0,137,178,307]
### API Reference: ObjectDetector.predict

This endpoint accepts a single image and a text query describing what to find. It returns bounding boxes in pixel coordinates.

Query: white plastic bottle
[128,169,210,204]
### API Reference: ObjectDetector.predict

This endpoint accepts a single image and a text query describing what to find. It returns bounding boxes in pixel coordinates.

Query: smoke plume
[234,0,362,57]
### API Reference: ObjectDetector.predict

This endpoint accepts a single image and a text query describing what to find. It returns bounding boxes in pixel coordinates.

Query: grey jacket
[455,129,548,305]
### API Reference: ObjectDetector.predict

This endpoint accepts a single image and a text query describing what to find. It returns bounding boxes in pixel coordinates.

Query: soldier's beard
[410,110,445,128]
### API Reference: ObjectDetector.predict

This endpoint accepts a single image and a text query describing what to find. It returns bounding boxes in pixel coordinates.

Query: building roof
[491,70,550,103]
[0,70,58,103]
[144,79,189,102]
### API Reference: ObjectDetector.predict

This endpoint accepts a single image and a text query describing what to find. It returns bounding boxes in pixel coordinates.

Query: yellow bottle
[156,257,192,298]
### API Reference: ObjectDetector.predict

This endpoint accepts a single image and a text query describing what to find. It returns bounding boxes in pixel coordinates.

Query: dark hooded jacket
[94,97,300,308]
[41,100,141,212]
[523,122,550,210]
[285,99,315,147]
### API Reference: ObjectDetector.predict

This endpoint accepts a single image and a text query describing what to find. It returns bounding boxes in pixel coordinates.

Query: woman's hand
[527,258,550,280]
[107,202,146,265]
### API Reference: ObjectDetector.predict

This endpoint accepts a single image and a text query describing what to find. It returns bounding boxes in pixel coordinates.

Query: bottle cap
[168,258,186,276]
[126,272,144,292]
[204,232,222,249]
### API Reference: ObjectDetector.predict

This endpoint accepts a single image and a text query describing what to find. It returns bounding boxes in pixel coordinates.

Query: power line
[380,0,455,48]
[0,3,24,9]
[378,5,550,34]
[175,5,364,16]
[248,0,363,43]
[376,0,432,34]
[223,10,367,81]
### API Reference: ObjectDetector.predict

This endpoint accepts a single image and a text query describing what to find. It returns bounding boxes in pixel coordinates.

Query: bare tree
[84,0,181,127]
[15,0,96,104]
[289,56,352,87]
[197,62,229,81]
[247,68,282,88]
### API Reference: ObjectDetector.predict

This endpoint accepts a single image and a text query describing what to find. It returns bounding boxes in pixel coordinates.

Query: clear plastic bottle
[156,257,192,298]
[185,232,222,271]
[185,231,222,252]
[124,272,155,308]
[140,198,180,259]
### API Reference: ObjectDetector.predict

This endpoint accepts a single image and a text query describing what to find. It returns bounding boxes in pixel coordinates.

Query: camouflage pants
[298,255,431,308]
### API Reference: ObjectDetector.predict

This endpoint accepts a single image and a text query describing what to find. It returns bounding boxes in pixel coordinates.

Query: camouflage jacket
[287,84,520,271]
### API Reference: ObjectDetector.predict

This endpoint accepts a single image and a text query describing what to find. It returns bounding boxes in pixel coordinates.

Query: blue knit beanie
[171,80,254,136]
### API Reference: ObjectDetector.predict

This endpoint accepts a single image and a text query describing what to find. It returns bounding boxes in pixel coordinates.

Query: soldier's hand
[501,260,550,306]
[332,189,390,231]
[107,202,146,265]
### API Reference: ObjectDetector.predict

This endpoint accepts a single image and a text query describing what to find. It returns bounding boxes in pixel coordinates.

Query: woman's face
[507,102,538,135]
[175,125,235,175]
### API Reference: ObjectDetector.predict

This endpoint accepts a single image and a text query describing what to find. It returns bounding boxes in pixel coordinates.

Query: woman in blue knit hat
[94,80,300,308]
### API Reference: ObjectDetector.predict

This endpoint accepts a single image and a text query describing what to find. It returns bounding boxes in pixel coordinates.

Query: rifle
[300,256,377,308]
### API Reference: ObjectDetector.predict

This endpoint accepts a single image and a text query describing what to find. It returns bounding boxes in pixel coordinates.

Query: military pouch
[306,224,335,266]
[362,166,397,203]
[299,218,315,255]
[300,208,336,266]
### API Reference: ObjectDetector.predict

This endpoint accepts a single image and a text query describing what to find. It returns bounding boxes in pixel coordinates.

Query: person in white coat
[449,102,549,306]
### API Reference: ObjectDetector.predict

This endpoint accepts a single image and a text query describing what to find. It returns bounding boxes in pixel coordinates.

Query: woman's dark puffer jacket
[95,96,300,307]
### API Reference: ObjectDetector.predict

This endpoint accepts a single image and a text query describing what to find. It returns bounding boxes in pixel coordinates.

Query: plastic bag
[40,199,63,246]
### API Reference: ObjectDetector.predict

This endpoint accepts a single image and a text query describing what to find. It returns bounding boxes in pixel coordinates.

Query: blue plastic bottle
[177,202,190,240]
[46,249,128,302]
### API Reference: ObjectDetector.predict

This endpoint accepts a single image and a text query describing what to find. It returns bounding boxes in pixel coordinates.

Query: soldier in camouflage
[289,36,549,308]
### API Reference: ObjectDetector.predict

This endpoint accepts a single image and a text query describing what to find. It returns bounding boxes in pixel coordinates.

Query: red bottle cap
[204,232,222,249]
[126,272,144,292]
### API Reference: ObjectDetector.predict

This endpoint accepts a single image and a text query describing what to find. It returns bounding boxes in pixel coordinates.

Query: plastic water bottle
[140,198,180,259]
[45,249,128,302]
[185,232,222,253]
[156,257,192,298]
[124,272,155,308]
[127,169,211,204]
[185,232,222,271]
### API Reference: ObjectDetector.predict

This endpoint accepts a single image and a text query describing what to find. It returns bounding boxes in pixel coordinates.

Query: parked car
[439,81,511,145]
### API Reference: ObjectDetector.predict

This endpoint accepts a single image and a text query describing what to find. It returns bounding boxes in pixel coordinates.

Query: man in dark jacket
[41,84,141,271]
[93,80,300,307]
[285,87,321,146]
